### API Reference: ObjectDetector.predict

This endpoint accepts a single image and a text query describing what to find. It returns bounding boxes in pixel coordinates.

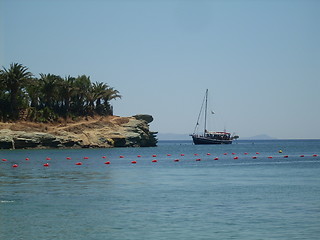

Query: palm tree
[0,63,33,120]
[73,75,91,115]
[0,72,9,120]
[103,87,121,101]
[92,82,108,106]
[89,82,121,115]
[102,87,121,115]
[84,88,95,116]
[24,77,42,121]
[25,77,41,108]
[38,73,62,109]
[58,75,77,116]
[80,81,104,115]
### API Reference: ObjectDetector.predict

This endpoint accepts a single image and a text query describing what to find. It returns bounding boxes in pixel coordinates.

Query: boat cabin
[205,131,231,140]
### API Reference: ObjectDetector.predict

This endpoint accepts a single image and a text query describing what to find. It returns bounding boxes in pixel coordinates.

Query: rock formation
[0,115,157,149]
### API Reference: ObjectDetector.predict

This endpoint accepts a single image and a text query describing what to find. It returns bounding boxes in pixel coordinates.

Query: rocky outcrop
[0,115,157,149]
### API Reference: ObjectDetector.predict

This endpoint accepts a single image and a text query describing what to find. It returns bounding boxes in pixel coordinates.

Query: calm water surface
[1,140,320,240]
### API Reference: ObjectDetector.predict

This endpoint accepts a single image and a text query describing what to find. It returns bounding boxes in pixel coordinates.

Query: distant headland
[0,63,157,149]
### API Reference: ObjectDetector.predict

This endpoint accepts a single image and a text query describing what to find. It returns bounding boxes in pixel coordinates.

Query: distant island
[241,134,276,140]
[0,63,157,149]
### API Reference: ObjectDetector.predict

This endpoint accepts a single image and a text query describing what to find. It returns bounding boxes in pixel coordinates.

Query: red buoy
[284,155,289,158]
[207,153,211,156]
[43,163,50,167]
[214,157,219,160]
[268,156,273,159]
[66,157,71,160]
[180,154,185,156]
[75,162,82,165]
[313,154,318,157]
[256,152,260,154]
[2,159,7,162]
[152,155,157,157]
[152,160,157,163]
[131,161,137,164]
[244,153,248,155]
[174,159,180,162]
[233,156,238,160]
[119,156,124,158]
[300,155,305,157]
[25,158,30,161]
[83,157,89,159]
[223,153,228,155]
[194,154,198,156]
[252,156,257,159]
[167,154,171,156]
[232,153,236,155]
[46,157,51,160]
[196,158,201,161]
[104,161,111,164]
[12,164,18,168]
[137,155,142,158]
[102,156,107,159]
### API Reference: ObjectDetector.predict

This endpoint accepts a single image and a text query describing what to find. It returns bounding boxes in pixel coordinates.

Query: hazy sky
[1,0,319,139]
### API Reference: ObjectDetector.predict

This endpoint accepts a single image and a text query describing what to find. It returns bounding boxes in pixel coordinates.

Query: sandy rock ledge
[0,115,157,149]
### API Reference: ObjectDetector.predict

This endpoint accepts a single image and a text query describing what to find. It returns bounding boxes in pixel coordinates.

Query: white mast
[204,89,208,135]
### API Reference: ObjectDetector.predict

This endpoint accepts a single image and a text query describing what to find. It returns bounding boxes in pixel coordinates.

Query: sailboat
[190,89,238,144]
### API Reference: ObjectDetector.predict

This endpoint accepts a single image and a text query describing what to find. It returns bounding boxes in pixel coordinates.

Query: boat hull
[192,136,232,145]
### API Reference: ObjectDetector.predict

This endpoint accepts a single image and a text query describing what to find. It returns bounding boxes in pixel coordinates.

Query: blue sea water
[1,140,320,240]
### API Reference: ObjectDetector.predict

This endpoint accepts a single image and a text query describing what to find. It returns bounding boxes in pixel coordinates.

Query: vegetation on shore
[0,63,121,122]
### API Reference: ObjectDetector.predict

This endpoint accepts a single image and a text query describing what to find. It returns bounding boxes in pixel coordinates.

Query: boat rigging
[190,89,239,144]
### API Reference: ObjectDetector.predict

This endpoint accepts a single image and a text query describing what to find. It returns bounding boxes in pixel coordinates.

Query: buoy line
[1,152,318,168]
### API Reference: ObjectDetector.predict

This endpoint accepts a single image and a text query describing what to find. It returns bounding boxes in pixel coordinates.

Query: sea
[1,139,320,240]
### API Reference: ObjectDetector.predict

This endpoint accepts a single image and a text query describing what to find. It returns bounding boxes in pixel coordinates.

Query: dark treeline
[0,63,121,122]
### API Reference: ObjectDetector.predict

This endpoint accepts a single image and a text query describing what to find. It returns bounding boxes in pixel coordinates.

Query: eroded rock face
[0,129,82,149]
[133,114,153,123]
[0,115,157,149]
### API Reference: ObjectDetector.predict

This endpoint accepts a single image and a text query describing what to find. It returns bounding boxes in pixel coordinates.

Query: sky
[1,0,319,139]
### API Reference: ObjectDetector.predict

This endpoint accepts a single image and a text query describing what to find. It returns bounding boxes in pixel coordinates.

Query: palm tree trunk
[10,89,19,120]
